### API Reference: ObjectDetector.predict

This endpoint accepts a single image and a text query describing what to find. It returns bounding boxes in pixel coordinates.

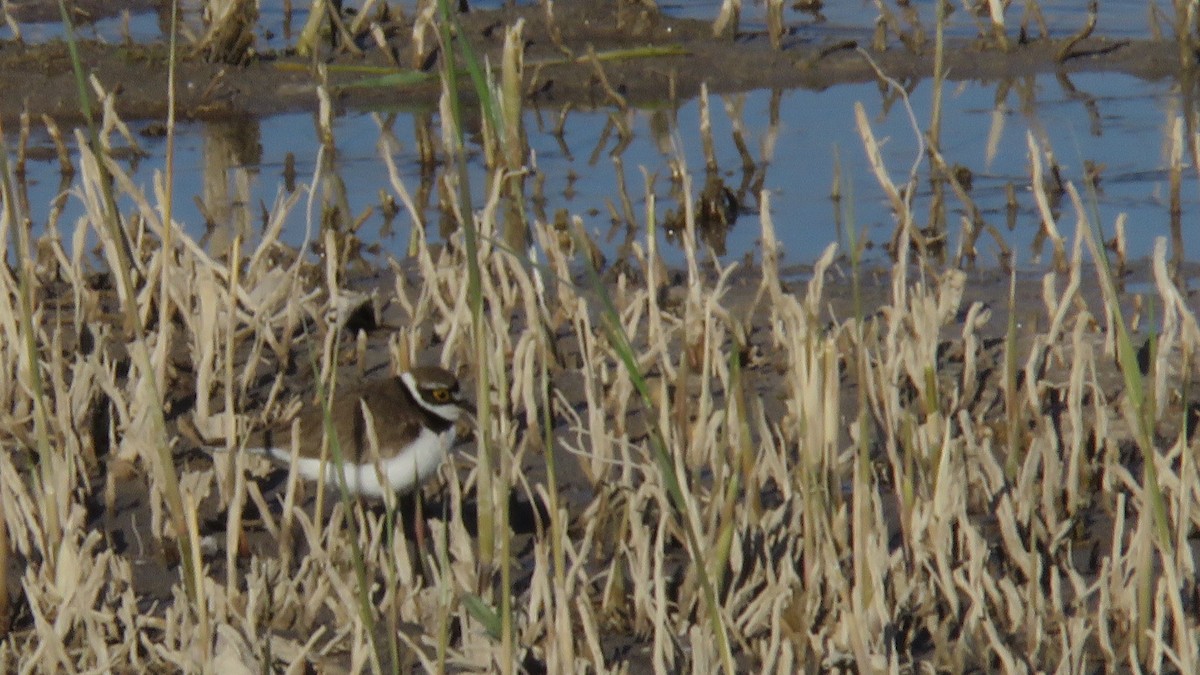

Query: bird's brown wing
[335,380,425,461]
[244,378,422,461]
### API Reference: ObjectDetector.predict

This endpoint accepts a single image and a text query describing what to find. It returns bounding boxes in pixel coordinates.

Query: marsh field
[2,0,1200,672]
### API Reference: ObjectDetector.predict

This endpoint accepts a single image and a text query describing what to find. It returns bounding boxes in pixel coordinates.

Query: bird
[232,366,469,499]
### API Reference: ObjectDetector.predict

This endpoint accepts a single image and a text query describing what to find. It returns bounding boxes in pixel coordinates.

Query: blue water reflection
[12,68,1196,270]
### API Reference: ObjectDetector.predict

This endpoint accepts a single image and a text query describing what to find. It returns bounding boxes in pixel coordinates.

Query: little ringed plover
[238,366,468,498]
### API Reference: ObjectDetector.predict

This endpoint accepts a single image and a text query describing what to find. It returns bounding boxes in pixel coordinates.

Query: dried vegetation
[0,0,1199,672]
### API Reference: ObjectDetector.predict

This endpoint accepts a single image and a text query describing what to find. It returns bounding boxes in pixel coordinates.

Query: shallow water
[14,66,1196,270]
[676,0,1161,40]
[6,0,1196,271]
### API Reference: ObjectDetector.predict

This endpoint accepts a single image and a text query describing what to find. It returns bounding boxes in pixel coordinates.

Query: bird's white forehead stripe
[400,371,418,391]
[402,371,462,421]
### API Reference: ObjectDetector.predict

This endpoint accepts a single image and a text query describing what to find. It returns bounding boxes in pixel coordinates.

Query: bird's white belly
[259,427,454,498]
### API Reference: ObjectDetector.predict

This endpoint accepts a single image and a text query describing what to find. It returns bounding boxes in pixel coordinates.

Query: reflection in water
[10,70,1200,278]
[651,86,780,261]
[664,172,740,257]
[198,118,261,256]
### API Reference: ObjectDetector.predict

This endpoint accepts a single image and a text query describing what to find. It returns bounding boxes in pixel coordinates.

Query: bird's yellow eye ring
[432,389,451,403]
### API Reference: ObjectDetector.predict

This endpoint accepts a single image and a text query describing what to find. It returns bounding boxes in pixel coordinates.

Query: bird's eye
[432,389,451,403]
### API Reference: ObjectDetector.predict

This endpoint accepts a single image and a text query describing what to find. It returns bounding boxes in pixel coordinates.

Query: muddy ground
[87,252,1200,626]
[0,0,1189,123]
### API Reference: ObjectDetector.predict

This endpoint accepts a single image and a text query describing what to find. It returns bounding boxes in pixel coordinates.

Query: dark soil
[66,252,1200,614]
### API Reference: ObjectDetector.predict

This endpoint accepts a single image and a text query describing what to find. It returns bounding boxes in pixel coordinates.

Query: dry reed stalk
[853,50,928,221]
[538,0,570,57]
[766,0,784,49]
[91,77,145,158]
[927,0,948,242]
[1026,132,1068,270]
[222,235,248,598]
[986,0,1009,49]
[0,498,7,638]
[1057,0,1098,62]
[1,137,65,578]
[500,20,526,174]
[584,46,629,112]
[870,0,920,52]
[196,0,257,64]
[1,5,20,44]
[923,129,988,250]
[410,1,438,70]
[14,111,28,178]
[609,156,637,235]
[712,0,740,38]
[985,96,1008,168]
[699,84,717,174]
[347,0,380,36]
[1169,115,1183,270]
[717,94,755,178]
